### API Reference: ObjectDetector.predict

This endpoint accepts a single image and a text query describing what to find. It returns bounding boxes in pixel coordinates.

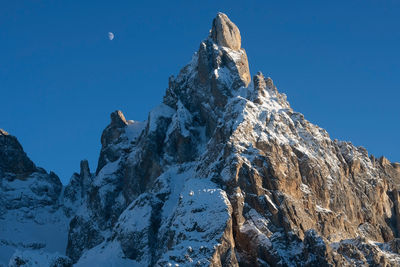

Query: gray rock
[8,251,73,267]
[96,110,129,174]
[4,12,400,267]
[0,128,36,179]
[100,110,128,148]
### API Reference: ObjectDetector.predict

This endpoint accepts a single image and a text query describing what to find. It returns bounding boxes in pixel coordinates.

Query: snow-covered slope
[66,13,400,266]
[0,130,72,266]
[2,13,400,266]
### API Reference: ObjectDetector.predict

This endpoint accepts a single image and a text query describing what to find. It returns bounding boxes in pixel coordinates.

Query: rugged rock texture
[0,128,36,179]
[1,12,400,267]
[0,130,72,265]
[96,110,130,174]
[211,13,241,50]
[0,129,63,211]
[67,13,400,266]
[63,160,93,216]
[66,113,146,262]
[8,250,72,267]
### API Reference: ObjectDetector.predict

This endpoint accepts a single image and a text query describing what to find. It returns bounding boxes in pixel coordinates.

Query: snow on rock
[156,177,232,266]
[83,164,233,266]
[75,241,140,267]
[2,12,400,267]
[148,103,175,133]
[0,131,73,265]
[8,250,72,267]
[125,120,146,142]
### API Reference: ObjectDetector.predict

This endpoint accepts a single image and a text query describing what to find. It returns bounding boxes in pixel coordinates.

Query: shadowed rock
[101,110,129,148]
[96,110,129,174]
[80,159,90,179]
[0,128,36,178]
[62,12,400,267]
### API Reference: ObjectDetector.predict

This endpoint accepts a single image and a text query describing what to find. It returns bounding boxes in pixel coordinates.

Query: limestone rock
[211,12,241,50]
[3,12,400,267]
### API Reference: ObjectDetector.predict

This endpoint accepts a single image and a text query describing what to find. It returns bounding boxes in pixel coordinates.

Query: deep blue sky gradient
[1,1,399,184]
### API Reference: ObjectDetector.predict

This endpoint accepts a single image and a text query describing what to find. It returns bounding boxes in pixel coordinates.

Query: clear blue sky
[1,1,399,184]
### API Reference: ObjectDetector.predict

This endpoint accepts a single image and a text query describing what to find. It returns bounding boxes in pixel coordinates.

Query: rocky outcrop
[67,12,400,266]
[0,130,63,211]
[8,250,72,267]
[63,160,93,216]
[211,12,241,50]
[96,110,130,174]
[66,110,146,262]
[2,12,400,267]
[0,128,36,179]
[0,130,72,266]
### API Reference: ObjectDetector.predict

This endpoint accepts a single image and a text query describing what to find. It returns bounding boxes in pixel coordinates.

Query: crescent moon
[108,32,114,40]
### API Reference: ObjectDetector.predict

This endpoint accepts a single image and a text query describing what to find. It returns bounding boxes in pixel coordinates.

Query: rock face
[211,12,241,50]
[63,160,93,216]
[0,130,71,266]
[0,129,63,211]
[2,12,400,266]
[96,110,130,174]
[66,13,400,266]
[0,128,36,178]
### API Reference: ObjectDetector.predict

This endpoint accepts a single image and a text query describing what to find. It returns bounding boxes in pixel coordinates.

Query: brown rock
[210,13,241,50]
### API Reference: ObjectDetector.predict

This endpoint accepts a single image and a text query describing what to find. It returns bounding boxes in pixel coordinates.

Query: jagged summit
[79,159,91,180]
[110,110,129,128]
[0,129,67,266]
[2,13,400,267]
[163,13,252,140]
[0,128,9,135]
[0,128,36,178]
[101,110,130,148]
[210,12,241,50]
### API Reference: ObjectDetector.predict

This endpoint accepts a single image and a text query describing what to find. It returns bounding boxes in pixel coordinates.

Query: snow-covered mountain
[1,13,400,266]
[0,129,71,266]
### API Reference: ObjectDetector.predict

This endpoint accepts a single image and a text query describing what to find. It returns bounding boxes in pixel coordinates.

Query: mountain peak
[100,110,129,148]
[110,110,128,128]
[0,129,9,136]
[0,129,36,177]
[210,12,241,50]
[3,12,400,267]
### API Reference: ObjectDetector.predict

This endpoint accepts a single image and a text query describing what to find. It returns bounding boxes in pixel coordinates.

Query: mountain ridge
[1,12,400,267]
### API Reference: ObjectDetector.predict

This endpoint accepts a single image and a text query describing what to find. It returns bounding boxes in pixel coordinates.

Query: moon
[108,32,114,40]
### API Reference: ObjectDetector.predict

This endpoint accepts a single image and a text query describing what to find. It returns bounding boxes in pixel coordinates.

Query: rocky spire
[97,110,130,174]
[210,12,241,50]
[101,110,128,148]
[79,159,92,198]
[0,129,36,178]
[0,129,9,136]
[110,110,128,128]
[80,159,91,179]
[209,13,250,87]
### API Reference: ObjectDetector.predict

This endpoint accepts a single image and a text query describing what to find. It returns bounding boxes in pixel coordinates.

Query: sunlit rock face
[2,12,400,267]
[66,13,400,266]
[211,12,241,51]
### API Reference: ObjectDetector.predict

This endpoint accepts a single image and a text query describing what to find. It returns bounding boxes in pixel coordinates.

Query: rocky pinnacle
[2,13,400,267]
[210,12,241,50]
